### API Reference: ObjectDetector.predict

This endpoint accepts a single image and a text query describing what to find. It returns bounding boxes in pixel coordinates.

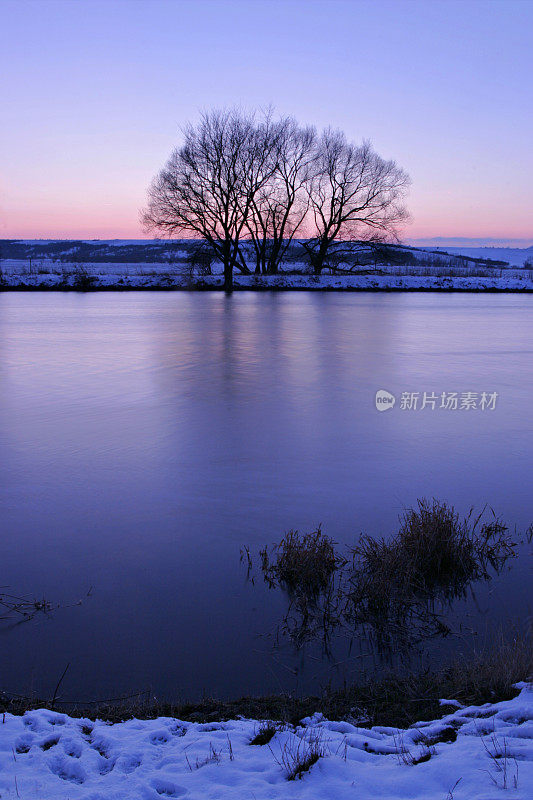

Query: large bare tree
[143,109,410,288]
[302,131,410,274]
[143,109,280,292]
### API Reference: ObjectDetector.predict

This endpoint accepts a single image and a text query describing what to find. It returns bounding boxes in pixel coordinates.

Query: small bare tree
[186,242,214,277]
[246,119,316,275]
[302,131,410,274]
[143,109,280,292]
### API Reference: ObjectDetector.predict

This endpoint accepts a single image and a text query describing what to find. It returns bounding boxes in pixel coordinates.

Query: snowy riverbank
[2,684,532,799]
[1,268,533,292]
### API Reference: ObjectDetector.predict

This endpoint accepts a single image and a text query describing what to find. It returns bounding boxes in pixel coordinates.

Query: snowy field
[0,270,531,291]
[1,262,533,291]
[1,685,532,799]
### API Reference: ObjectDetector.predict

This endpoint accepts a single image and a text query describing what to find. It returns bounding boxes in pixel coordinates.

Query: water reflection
[0,292,531,700]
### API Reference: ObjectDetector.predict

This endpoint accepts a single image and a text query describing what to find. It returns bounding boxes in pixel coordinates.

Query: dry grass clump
[479,732,519,790]
[441,628,533,704]
[259,527,345,650]
[260,527,340,597]
[396,499,513,589]
[349,499,514,606]
[307,626,533,727]
[271,730,328,780]
[252,500,517,653]
[393,731,435,766]
[250,720,279,746]
[343,499,516,648]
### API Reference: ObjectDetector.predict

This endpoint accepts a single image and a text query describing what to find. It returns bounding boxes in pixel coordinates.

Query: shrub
[70,266,96,290]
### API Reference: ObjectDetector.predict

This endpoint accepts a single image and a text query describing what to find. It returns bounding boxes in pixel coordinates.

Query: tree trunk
[313,241,329,275]
[267,250,279,275]
[224,259,233,293]
[313,254,324,275]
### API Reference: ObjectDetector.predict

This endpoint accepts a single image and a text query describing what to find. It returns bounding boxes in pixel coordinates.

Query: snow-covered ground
[1,684,532,799]
[2,240,533,293]
[2,239,532,289]
[1,266,532,291]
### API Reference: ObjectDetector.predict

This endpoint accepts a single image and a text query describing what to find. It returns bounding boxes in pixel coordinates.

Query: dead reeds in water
[259,527,346,650]
[344,499,516,648]
[0,593,53,622]
[252,499,518,654]
[260,527,341,597]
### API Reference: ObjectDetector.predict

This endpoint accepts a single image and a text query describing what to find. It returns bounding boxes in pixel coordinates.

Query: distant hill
[0,239,191,263]
[0,239,521,269]
[409,237,533,248]
[418,246,532,267]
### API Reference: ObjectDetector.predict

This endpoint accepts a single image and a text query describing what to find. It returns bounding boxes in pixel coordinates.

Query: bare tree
[246,119,316,275]
[143,108,280,292]
[143,109,410,288]
[302,131,410,274]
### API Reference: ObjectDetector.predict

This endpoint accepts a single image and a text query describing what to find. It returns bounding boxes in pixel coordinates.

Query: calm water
[0,291,531,702]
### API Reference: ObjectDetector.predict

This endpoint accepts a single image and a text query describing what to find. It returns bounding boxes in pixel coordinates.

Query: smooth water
[0,292,531,702]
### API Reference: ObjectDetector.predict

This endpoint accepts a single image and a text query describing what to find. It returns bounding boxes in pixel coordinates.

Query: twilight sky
[1,0,532,242]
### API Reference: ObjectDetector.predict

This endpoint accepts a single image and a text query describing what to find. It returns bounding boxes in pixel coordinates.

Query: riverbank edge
[2,650,530,727]
[1,284,533,294]
[0,684,525,728]
[2,269,533,293]
[4,630,530,725]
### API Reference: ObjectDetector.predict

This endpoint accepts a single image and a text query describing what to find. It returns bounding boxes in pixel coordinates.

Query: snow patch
[1,686,532,798]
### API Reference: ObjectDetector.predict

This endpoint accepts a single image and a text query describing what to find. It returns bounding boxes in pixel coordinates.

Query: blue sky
[1,0,532,241]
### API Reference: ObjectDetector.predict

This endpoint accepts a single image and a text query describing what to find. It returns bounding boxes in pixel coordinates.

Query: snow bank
[1,269,533,292]
[2,684,532,798]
